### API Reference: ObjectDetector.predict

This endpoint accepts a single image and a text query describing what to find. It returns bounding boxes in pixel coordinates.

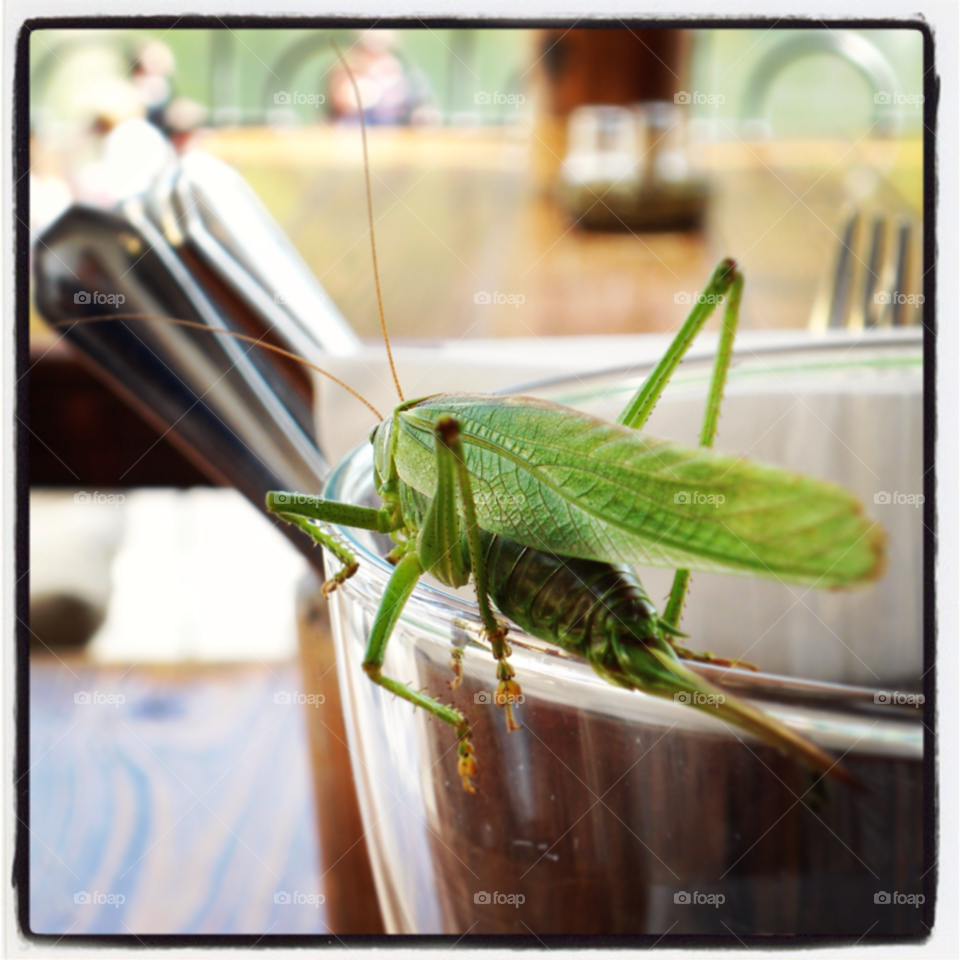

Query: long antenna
[331,37,404,402]
[52,314,384,420]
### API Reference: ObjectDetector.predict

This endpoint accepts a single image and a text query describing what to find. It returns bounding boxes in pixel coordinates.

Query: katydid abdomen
[480,530,660,670]
[478,530,860,789]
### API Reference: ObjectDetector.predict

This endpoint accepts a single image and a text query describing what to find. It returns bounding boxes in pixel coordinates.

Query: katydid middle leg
[361,551,478,792]
[267,472,479,789]
[434,417,522,732]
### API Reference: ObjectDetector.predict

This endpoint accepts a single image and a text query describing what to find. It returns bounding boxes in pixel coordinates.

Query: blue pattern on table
[30,660,330,935]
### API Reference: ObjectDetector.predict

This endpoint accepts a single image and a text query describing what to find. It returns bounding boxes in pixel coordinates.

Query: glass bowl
[322,331,925,936]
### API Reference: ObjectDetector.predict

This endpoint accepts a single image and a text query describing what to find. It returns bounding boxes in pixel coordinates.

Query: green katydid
[265,256,883,794]
[260,48,885,794]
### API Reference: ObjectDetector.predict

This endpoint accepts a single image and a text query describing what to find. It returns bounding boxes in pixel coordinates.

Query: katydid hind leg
[663,271,744,642]
[435,417,522,732]
[616,258,736,431]
[362,551,478,792]
[667,642,758,672]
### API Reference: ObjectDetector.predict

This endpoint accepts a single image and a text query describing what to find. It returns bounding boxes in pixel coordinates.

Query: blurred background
[26,25,925,937]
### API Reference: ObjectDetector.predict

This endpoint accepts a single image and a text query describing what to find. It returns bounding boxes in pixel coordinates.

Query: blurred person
[329,29,438,125]
[129,39,208,154]
[51,36,191,207]
[162,96,210,152]
[132,39,175,128]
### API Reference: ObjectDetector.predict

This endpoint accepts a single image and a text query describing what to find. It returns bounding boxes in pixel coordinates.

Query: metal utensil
[32,200,328,560]
[809,206,921,332]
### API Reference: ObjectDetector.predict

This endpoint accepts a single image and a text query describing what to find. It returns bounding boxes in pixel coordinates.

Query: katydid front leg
[266,492,399,594]
[265,492,478,790]
[273,512,360,596]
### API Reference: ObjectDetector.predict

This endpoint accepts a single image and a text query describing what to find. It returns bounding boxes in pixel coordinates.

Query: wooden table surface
[197,125,922,341]
[29,657,331,936]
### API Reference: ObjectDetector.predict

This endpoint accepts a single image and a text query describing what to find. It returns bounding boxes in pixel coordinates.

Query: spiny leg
[615,264,749,659]
[617,258,736,431]
[667,641,758,672]
[662,271,744,635]
[435,417,522,732]
[266,491,401,532]
[449,646,465,690]
[655,615,756,668]
[266,491,402,595]
[414,423,472,685]
[363,551,477,792]
[276,511,359,596]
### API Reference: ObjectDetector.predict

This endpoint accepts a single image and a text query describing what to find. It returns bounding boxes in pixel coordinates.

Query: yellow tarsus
[457,731,477,792]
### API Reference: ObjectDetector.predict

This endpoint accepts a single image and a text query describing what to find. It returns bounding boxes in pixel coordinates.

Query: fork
[809,205,922,332]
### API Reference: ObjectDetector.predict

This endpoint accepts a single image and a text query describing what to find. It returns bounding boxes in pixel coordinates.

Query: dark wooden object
[538,28,689,115]
[28,340,212,487]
